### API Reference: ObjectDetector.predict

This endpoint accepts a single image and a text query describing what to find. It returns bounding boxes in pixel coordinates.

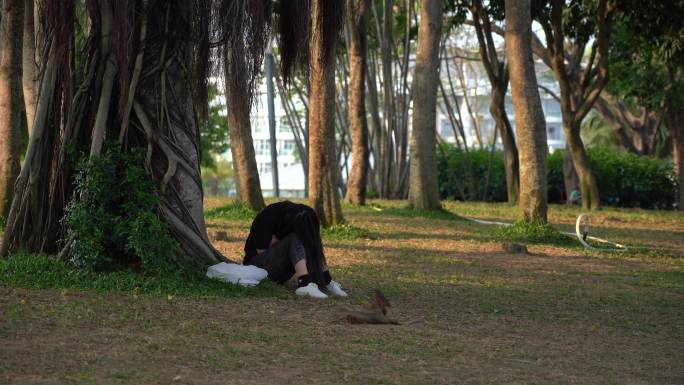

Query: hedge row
[437,144,678,209]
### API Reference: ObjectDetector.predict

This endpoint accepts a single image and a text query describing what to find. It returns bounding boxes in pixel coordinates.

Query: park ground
[1,199,683,385]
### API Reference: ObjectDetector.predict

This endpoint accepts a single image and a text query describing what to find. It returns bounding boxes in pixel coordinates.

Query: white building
[250,82,306,198]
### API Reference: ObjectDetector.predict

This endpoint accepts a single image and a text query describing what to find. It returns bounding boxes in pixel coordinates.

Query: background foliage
[437,144,677,209]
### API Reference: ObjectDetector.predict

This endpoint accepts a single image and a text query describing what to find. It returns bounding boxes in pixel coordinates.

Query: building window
[278,140,296,156]
[254,140,270,156]
[548,126,557,139]
[544,100,561,116]
[440,119,454,138]
[258,163,272,175]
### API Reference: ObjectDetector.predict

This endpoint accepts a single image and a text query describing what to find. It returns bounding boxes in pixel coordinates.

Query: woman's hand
[269,234,279,247]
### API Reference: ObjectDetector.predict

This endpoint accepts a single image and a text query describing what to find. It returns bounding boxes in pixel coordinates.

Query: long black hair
[283,204,327,288]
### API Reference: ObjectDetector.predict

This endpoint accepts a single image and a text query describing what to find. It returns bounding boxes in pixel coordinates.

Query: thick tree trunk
[309,0,344,226]
[491,85,520,204]
[408,0,442,210]
[0,0,24,219]
[21,0,37,136]
[2,2,225,266]
[344,0,370,205]
[505,0,548,222]
[666,105,684,210]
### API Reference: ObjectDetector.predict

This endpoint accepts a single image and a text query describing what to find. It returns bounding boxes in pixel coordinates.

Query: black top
[243,201,311,261]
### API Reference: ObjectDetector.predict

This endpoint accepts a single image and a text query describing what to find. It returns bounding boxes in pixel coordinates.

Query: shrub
[63,146,178,271]
[546,150,565,204]
[437,143,677,209]
[437,144,507,202]
[587,148,676,209]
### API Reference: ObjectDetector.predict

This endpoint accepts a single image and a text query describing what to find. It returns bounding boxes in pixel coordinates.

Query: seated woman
[243,201,347,299]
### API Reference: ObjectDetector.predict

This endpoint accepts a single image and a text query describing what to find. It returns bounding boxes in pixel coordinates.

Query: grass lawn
[1,199,683,384]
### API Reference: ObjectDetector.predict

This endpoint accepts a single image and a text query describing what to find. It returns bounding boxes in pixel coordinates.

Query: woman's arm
[256,234,279,254]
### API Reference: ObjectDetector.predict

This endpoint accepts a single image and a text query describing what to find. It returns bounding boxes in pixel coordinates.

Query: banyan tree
[0,0,341,266]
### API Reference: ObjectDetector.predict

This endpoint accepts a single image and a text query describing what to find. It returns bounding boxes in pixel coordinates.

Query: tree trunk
[562,148,579,203]
[505,0,548,222]
[2,2,226,266]
[491,84,520,204]
[0,0,24,219]
[344,0,370,205]
[565,120,601,210]
[22,0,37,136]
[594,93,659,155]
[224,43,265,211]
[666,105,684,210]
[408,0,442,210]
[308,0,344,226]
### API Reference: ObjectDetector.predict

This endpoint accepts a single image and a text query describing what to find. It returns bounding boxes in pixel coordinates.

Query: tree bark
[0,0,24,219]
[537,0,614,211]
[344,0,370,205]
[225,53,265,211]
[666,104,684,210]
[21,0,37,136]
[470,0,519,204]
[594,92,660,155]
[2,2,226,266]
[491,83,520,204]
[565,120,600,209]
[408,0,442,210]
[505,0,548,223]
[308,0,344,226]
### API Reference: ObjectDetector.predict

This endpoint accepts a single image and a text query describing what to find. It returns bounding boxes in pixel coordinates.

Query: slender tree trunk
[491,84,520,204]
[309,0,344,225]
[666,105,684,210]
[225,54,265,211]
[0,0,24,219]
[22,0,37,136]
[366,55,383,195]
[564,119,601,210]
[505,0,548,222]
[408,0,442,210]
[344,0,370,205]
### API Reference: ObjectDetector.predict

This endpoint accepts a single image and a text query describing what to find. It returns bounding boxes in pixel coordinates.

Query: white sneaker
[326,280,348,297]
[295,283,328,299]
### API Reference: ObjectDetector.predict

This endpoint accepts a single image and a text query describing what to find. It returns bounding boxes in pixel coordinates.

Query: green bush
[437,144,507,202]
[437,144,677,209]
[546,150,565,204]
[586,148,676,209]
[63,146,178,271]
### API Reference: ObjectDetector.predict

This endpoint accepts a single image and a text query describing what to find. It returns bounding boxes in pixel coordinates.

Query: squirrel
[336,289,399,325]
